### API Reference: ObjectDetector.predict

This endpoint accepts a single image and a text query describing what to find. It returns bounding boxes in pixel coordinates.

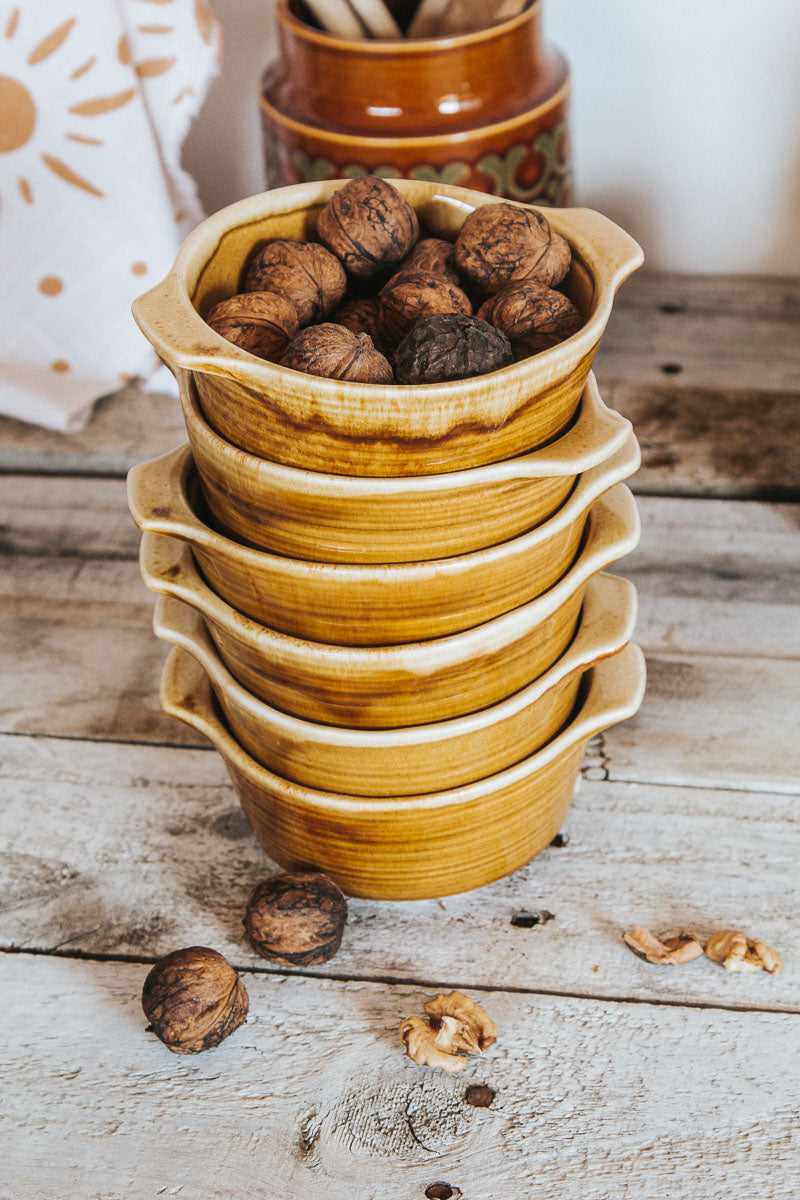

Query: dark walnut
[141,946,248,1055]
[244,872,348,967]
[316,176,419,280]
[241,239,346,326]
[206,291,299,361]
[455,202,571,295]
[393,237,460,285]
[331,296,388,354]
[479,280,582,352]
[380,271,472,345]
[394,313,513,384]
[281,323,393,383]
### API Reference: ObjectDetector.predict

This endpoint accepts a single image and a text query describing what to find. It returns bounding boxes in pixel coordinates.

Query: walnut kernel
[705,930,783,974]
[400,990,498,1073]
[622,925,704,965]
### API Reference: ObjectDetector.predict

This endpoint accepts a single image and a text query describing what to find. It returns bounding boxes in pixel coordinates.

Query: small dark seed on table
[465,1084,496,1108]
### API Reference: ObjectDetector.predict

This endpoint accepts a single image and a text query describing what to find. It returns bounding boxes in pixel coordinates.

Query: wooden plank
[1,733,794,1011]
[0,384,184,476]
[605,651,800,795]
[603,383,800,500]
[2,953,798,1199]
[0,555,187,745]
[595,272,800,394]
[0,476,137,559]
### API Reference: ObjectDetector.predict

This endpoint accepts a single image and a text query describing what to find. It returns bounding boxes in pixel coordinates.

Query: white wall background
[183,1,800,274]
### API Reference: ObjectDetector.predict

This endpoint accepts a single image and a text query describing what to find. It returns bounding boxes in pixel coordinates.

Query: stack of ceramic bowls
[128,180,646,900]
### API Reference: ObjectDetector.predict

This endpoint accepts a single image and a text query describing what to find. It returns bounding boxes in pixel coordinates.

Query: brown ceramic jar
[261,0,571,205]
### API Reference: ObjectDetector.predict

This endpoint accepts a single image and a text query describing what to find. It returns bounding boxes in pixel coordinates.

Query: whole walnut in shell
[479,280,581,352]
[393,237,460,285]
[244,872,348,967]
[141,946,249,1055]
[331,296,388,354]
[242,239,346,325]
[317,176,419,280]
[455,202,571,294]
[206,291,299,361]
[281,322,393,383]
[380,270,472,344]
[394,313,513,385]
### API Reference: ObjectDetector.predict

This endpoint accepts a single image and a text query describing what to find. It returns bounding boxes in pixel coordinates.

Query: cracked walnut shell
[244,872,348,967]
[206,291,299,361]
[281,323,394,383]
[380,270,472,344]
[141,946,249,1055]
[455,202,571,295]
[705,930,783,974]
[241,238,346,326]
[478,280,582,352]
[316,176,419,280]
[400,990,498,1073]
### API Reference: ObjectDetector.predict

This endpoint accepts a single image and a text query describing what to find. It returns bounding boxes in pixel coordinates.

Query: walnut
[380,270,472,344]
[622,925,704,965]
[141,946,249,1055]
[281,322,393,383]
[244,872,348,966]
[316,176,419,280]
[394,313,513,384]
[400,990,498,1073]
[393,237,460,285]
[455,202,571,295]
[241,239,346,326]
[704,930,783,974]
[479,279,581,352]
[330,296,389,354]
[206,291,299,361]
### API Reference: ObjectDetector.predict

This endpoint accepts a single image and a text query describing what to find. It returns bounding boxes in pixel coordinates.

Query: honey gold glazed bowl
[160,642,646,899]
[132,179,643,477]
[179,368,631,564]
[127,434,638,646]
[138,482,639,728]
[153,574,636,796]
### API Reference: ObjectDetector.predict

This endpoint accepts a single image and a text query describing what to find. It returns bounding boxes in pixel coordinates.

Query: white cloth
[0,1,221,431]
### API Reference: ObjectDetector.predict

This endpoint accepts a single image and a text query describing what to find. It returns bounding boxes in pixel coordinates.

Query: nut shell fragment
[622,925,704,965]
[455,202,571,295]
[705,930,783,974]
[141,946,249,1055]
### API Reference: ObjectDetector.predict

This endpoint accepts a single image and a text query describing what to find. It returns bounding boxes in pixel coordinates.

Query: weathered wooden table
[2,275,799,1198]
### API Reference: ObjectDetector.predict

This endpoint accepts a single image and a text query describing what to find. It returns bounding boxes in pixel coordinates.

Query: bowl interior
[190,189,595,335]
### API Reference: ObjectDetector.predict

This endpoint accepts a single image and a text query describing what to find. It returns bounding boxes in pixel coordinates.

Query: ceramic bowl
[179,368,631,564]
[160,641,646,898]
[131,179,643,477]
[127,435,638,645]
[138,481,639,728]
[153,573,636,796]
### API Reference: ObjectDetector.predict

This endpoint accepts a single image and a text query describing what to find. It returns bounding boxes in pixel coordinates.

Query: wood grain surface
[2,271,799,1198]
